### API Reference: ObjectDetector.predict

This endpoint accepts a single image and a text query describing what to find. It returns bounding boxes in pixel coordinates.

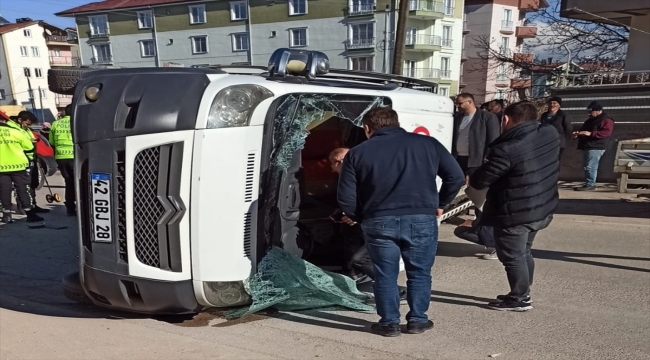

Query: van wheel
[36,160,45,190]
[62,271,93,305]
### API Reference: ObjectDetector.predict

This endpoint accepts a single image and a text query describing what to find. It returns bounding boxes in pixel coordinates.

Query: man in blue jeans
[572,101,614,191]
[337,107,464,337]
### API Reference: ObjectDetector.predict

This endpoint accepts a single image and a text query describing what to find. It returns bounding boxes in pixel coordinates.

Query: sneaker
[496,294,532,304]
[574,185,596,191]
[66,208,77,216]
[26,210,44,223]
[33,206,50,213]
[406,320,434,334]
[481,249,498,260]
[370,323,401,337]
[488,300,533,312]
[1,213,12,223]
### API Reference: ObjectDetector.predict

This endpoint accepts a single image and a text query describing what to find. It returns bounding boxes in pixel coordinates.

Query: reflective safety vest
[50,116,74,160]
[0,122,33,173]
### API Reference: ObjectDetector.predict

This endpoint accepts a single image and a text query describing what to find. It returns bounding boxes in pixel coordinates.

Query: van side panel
[190,126,264,283]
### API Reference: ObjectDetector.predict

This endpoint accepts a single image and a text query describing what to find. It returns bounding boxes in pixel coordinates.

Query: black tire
[48,68,89,95]
[62,271,93,305]
[35,160,45,190]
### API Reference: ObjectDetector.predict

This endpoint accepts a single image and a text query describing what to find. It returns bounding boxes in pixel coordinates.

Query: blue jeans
[582,149,605,187]
[361,215,438,325]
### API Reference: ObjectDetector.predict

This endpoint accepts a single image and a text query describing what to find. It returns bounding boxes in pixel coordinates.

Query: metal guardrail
[406,34,442,46]
[501,20,514,30]
[409,0,446,13]
[346,37,376,49]
[349,3,375,16]
[556,70,650,89]
[91,56,113,64]
[405,68,451,79]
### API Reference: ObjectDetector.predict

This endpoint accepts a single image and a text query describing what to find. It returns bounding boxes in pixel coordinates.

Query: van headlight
[203,281,252,307]
[206,85,273,128]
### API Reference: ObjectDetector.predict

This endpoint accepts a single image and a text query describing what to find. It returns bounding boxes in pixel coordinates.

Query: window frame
[35,68,43,78]
[137,10,154,29]
[140,39,156,57]
[189,4,207,24]
[31,46,40,57]
[191,35,209,54]
[23,67,31,78]
[289,27,308,48]
[0,89,6,100]
[442,25,453,47]
[230,1,248,21]
[20,46,28,57]
[23,29,31,37]
[39,89,47,99]
[348,56,374,72]
[88,14,110,36]
[439,86,450,96]
[92,43,113,63]
[289,0,308,16]
[231,33,250,52]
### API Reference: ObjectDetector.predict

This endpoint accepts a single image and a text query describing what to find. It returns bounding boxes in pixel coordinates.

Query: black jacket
[469,121,560,228]
[337,127,465,222]
[452,109,501,168]
[577,112,615,150]
[539,109,573,149]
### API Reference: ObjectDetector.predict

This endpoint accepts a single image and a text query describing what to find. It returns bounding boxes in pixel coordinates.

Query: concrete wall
[0,36,12,106]
[625,14,650,72]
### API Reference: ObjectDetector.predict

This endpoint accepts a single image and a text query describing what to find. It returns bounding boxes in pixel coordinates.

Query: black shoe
[406,320,434,334]
[496,294,532,304]
[370,323,401,337]
[574,185,596,191]
[26,210,45,223]
[1,213,12,223]
[34,206,50,213]
[66,208,77,216]
[488,300,533,312]
[398,287,407,303]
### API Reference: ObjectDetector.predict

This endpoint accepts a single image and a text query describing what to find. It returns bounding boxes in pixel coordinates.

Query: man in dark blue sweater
[337,107,464,337]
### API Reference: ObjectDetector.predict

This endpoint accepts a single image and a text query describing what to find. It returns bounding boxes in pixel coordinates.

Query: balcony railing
[55,95,72,106]
[406,34,442,46]
[496,74,510,86]
[463,19,470,33]
[444,6,454,15]
[556,70,650,89]
[349,3,375,16]
[442,38,453,47]
[91,56,113,65]
[409,0,445,13]
[501,20,514,31]
[46,35,69,43]
[515,23,537,38]
[346,37,376,49]
[404,68,451,79]
[498,47,512,57]
[89,30,110,38]
[49,56,81,66]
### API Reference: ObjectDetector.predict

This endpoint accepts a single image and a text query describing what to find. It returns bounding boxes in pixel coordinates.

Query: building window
[31,46,40,57]
[350,0,375,15]
[140,39,156,57]
[20,46,28,56]
[500,36,510,55]
[289,28,308,47]
[404,60,417,78]
[89,15,109,36]
[23,68,31,77]
[289,0,308,15]
[35,68,43,78]
[53,50,61,57]
[23,29,31,37]
[191,36,208,54]
[349,22,374,48]
[189,5,206,24]
[442,25,452,47]
[137,11,153,29]
[439,87,449,96]
[441,57,450,78]
[495,90,505,99]
[443,0,453,15]
[40,89,47,99]
[0,89,5,100]
[230,1,248,20]
[349,56,373,71]
[232,33,249,51]
[92,43,113,64]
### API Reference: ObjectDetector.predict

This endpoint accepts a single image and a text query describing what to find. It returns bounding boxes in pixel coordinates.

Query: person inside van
[328,147,407,301]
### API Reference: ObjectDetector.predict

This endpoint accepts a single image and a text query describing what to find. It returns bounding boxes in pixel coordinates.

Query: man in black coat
[539,96,572,161]
[470,101,560,312]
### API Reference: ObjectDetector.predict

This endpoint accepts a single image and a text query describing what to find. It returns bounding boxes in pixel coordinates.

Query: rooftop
[56,0,203,16]
[0,21,39,35]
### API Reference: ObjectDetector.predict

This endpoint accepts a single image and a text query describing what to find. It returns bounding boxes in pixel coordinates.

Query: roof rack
[196,64,438,93]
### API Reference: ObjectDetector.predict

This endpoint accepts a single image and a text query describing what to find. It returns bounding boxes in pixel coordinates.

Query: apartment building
[56,0,464,95]
[0,19,80,121]
[462,0,547,103]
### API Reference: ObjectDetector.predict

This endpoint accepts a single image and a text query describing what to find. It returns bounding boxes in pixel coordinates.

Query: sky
[0,0,88,29]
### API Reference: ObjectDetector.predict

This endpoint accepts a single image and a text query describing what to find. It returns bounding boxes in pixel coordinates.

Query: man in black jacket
[539,96,572,162]
[338,107,464,337]
[470,101,560,312]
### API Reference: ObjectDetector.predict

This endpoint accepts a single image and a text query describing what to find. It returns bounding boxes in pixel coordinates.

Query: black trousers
[0,171,32,213]
[26,160,39,207]
[57,159,76,210]
[341,223,376,280]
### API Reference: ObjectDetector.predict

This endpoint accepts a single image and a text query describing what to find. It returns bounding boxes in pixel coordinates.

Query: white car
[69,48,468,314]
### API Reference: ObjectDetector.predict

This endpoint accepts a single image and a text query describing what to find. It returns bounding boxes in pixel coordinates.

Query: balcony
[45,35,70,45]
[404,68,452,81]
[442,38,453,47]
[513,52,535,64]
[408,0,445,20]
[348,3,375,16]
[91,56,113,65]
[49,56,81,67]
[461,49,468,62]
[515,25,538,38]
[88,30,110,39]
[496,74,510,87]
[405,34,441,52]
[55,94,72,107]
[559,0,648,25]
[520,0,549,12]
[500,20,514,34]
[511,76,532,88]
[463,19,470,34]
[498,47,512,58]
[556,70,650,89]
[346,37,376,50]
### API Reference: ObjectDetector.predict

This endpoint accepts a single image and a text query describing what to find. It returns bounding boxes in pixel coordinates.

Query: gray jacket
[452,109,501,169]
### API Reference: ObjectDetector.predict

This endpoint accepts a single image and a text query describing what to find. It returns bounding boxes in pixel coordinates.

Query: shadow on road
[555,198,650,218]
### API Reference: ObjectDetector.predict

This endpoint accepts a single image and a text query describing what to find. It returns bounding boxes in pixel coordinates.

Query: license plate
[90,173,112,243]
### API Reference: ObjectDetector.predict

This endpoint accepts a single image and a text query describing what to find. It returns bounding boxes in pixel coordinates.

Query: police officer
[50,104,76,216]
[0,114,43,223]
[17,111,50,213]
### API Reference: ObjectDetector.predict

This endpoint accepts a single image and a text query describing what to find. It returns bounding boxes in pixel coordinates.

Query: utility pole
[25,69,36,111]
[382,4,391,74]
[150,6,161,67]
[38,86,44,122]
[391,0,409,75]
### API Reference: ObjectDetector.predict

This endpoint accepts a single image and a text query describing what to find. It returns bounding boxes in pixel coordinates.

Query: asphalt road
[1,176,649,360]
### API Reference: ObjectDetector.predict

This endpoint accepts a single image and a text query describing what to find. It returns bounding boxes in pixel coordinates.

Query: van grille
[133,146,164,268]
[116,151,128,262]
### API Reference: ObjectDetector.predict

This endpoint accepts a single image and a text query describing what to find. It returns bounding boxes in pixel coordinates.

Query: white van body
[72,59,460,314]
